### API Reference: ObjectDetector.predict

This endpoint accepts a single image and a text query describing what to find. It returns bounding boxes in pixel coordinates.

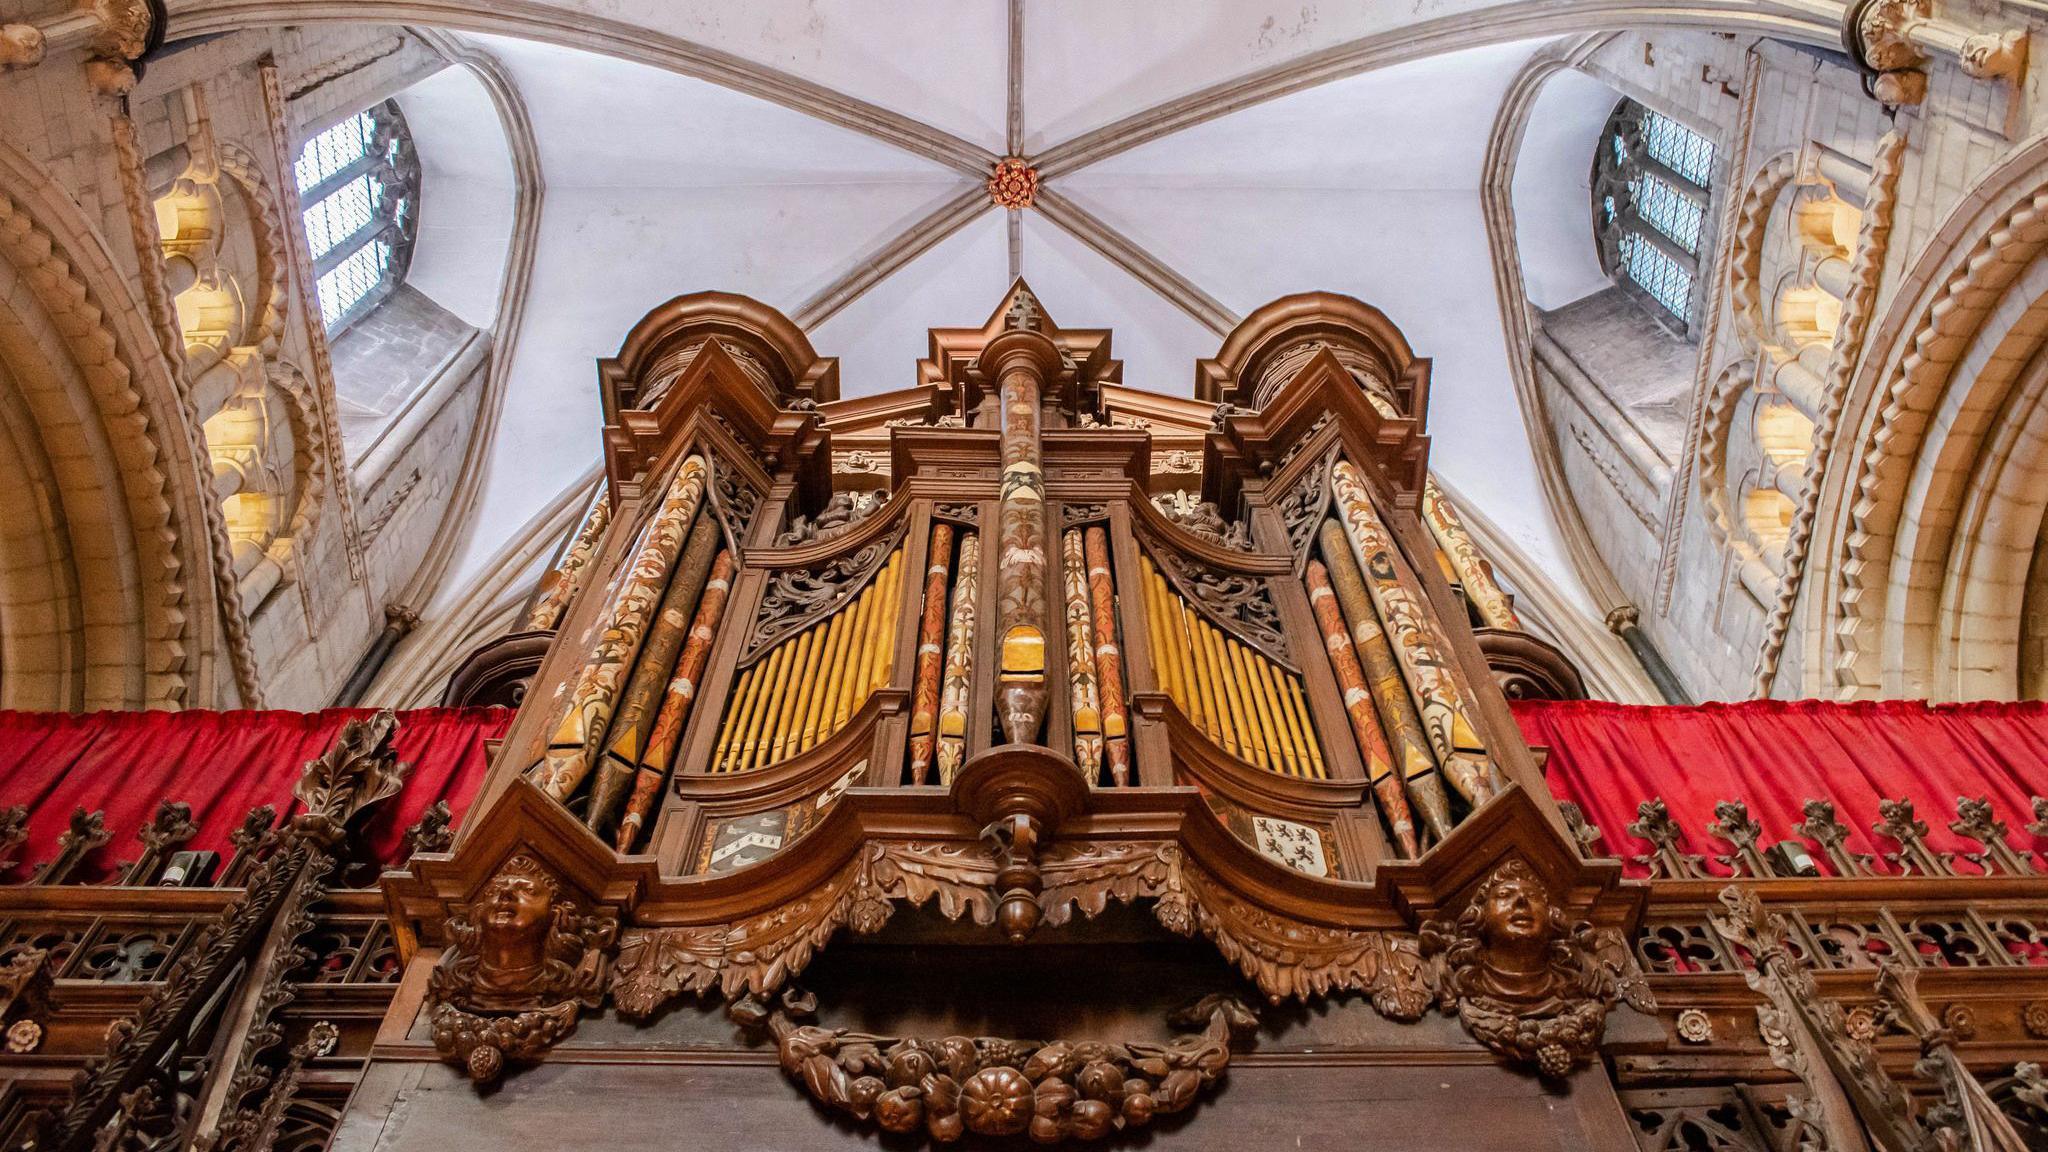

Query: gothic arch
[0,143,205,708]
[1814,132,2048,699]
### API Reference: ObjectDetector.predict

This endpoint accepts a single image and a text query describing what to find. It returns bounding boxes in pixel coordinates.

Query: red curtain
[1513,699,2048,877]
[0,707,511,881]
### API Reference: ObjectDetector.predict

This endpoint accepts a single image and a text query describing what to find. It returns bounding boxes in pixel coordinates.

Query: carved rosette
[427,854,619,1083]
[1418,859,1630,1078]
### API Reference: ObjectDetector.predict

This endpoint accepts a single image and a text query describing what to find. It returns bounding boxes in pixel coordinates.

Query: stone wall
[0,17,492,709]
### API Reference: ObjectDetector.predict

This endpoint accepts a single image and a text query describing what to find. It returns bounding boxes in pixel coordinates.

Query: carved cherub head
[1427,859,1584,1008]
[434,853,616,1013]
[478,854,558,975]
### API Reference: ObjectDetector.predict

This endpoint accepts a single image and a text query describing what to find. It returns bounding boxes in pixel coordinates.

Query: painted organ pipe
[586,513,723,835]
[531,456,708,802]
[1329,460,1497,810]
[1139,555,1324,779]
[1084,526,1132,785]
[1061,529,1105,778]
[712,549,904,774]
[908,522,955,785]
[1315,519,1453,844]
[935,531,981,784]
[1421,477,1522,631]
[527,488,611,631]
[614,549,735,852]
[1305,558,1418,857]
[989,330,1055,745]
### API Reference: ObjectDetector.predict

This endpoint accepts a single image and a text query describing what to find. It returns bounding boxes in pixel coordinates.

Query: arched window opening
[1592,99,1716,334]
[294,101,419,334]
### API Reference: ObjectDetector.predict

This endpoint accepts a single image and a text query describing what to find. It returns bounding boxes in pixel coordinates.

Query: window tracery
[1592,99,1718,332]
[293,101,418,334]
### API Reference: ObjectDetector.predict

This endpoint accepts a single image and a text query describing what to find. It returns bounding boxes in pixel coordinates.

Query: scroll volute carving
[597,291,833,503]
[427,852,619,1084]
[1419,858,1642,1078]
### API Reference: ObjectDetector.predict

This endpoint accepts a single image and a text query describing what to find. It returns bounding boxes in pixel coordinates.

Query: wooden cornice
[600,334,828,502]
[914,279,1121,416]
[599,291,837,418]
[1196,291,1430,417]
[1206,347,1431,514]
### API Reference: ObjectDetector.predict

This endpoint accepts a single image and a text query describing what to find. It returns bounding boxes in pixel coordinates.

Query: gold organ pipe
[1141,561,1176,706]
[711,548,906,773]
[800,611,848,754]
[1181,600,1232,756]
[1141,554,1320,779]
[732,645,786,772]
[714,664,753,772]
[875,554,904,690]
[831,571,874,730]
[849,555,888,701]
[1285,678,1327,778]
[766,630,815,765]
[1252,657,1302,777]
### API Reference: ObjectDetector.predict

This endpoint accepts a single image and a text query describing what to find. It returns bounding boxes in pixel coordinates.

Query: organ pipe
[1140,555,1323,780]
[531,456,708,803]
[935,531,981,783]
[614,550,735,852]
[585,513,722,834]
[711,550,904,774]
[1084,526,1132,785]
[1421,477,1522,631]
[1329,460,1497,810]
[1315,518,1454,845]
[1062,529,1105,778]
[526,488,612,631]
[907,522,955,784]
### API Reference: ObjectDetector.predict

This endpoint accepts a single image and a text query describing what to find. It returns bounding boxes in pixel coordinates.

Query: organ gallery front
[10,286,2048,1152]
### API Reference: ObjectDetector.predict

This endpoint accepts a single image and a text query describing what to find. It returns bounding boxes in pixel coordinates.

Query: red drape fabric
[1512,699,2048,877]
[0,707,511,881]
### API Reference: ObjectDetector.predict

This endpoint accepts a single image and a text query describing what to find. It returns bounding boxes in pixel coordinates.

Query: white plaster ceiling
[398,65,517,329]
[400,16,1601,609]
[1513,69,1622,310]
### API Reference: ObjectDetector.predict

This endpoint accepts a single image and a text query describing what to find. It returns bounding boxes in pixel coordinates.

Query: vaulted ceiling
[356,1,1642,606]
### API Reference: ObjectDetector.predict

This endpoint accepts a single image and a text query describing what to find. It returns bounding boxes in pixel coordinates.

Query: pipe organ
[20,286,2048,1152]
[353,287,1680,1146]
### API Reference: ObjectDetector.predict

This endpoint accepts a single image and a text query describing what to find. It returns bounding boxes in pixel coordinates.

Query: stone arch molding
[0,142,202,709]
[1816,133,2048,700]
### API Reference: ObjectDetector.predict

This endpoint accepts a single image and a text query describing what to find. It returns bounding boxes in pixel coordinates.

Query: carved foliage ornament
[748,522,902,658]
[428,854,618,1083]
[1419,859,1640,1078]
[738,990,1256,1144]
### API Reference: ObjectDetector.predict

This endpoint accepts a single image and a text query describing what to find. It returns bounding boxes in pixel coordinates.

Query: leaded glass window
[294,101,419,335]
[1592,99,1716,335]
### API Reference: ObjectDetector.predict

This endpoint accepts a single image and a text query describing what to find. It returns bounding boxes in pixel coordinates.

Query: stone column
[982,319,1062,745]
[1605,606,1691,705]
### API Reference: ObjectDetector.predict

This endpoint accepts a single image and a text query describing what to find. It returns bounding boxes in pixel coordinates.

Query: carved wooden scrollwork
[707,452,764,552]
[427,854,618,1084]
[1275,449,1332,569]
[745,524,904,660]
[1171,854,1429,1012]
[1141,538,1292,666]
[612,841,998,1014]
[735,990,1257,1144]
[774,491,885,548]
[1151,492,1251,551]
[1418,859,1635,1078]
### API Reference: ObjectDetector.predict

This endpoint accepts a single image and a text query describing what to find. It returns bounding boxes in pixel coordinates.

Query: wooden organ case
[300,284,2048,1152]
[352,285,1654,1151]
